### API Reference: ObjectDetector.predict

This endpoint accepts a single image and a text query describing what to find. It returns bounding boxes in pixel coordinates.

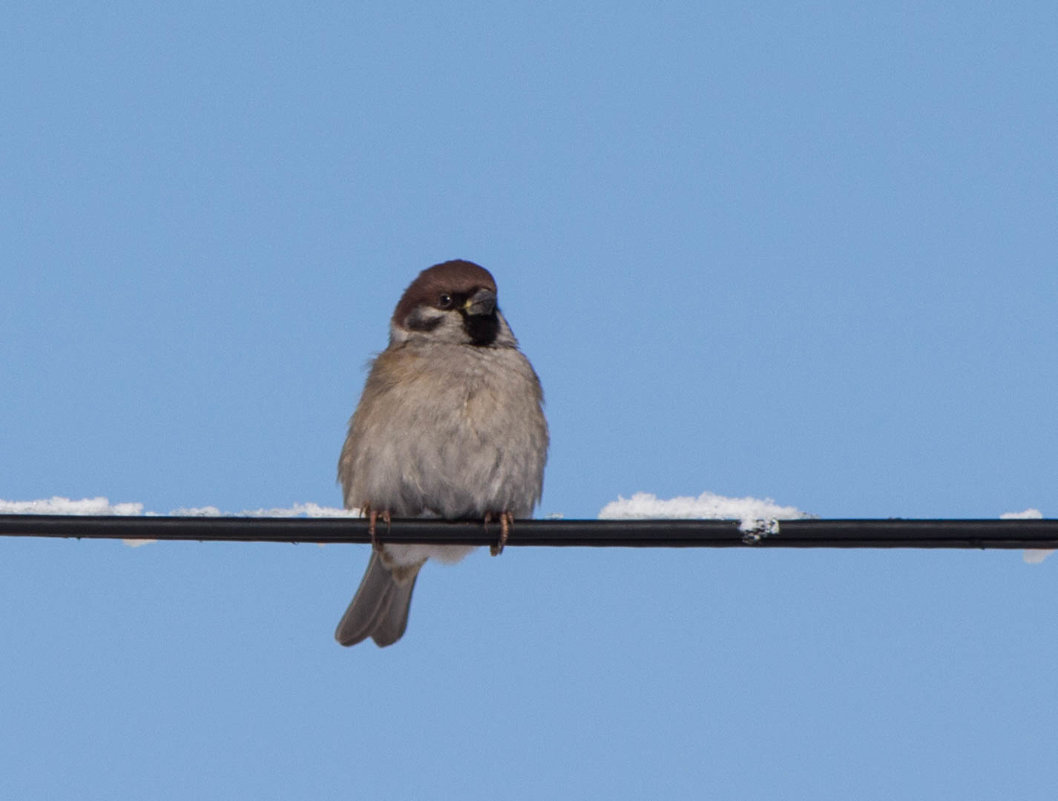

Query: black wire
[1,515,1057,549]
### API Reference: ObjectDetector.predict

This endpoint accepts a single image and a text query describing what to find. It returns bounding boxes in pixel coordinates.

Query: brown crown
[393,260,498,323]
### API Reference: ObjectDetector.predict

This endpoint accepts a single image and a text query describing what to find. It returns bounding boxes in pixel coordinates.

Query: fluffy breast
[339,342,548,519]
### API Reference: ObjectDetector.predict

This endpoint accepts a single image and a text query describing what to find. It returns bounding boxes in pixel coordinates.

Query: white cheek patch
[404,307,445,333]
[392,307,476,346]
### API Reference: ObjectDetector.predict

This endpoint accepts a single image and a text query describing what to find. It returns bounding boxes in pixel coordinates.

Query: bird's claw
[364,504,392,552]
[487,511,513,556]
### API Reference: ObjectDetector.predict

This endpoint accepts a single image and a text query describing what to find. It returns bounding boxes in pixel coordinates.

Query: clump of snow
[0,497,353,518]
[171,506,223,517]
[0,496,144,516]
[1002,508,1044,520]
[599,490,811,534]
[1002,508,1051,563]
[244,503,359,518]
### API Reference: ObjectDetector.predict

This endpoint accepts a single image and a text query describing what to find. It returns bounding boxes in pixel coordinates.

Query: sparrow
[335,259,549,647]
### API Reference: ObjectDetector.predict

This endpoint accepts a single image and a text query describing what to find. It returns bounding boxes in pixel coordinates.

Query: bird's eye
[437,293,454,309]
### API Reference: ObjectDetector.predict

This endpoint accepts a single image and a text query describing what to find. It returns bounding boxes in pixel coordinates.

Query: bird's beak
[464,288,496,316]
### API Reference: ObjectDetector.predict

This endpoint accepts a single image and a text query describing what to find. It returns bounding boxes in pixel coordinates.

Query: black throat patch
[461,311,499,347]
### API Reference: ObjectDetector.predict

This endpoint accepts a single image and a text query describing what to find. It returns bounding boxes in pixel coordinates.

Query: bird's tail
[335,551,423,647]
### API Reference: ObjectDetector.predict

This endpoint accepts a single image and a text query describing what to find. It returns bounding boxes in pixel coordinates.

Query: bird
[335,259,549,647]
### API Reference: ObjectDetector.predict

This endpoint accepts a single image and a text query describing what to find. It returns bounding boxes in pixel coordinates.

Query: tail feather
[335,551,421,647]
[370,578,416,647]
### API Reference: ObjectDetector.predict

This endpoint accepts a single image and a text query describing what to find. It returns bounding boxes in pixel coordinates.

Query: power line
[1,515,1056,549]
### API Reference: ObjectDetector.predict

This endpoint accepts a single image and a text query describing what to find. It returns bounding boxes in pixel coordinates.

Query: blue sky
[2,3,1057,799]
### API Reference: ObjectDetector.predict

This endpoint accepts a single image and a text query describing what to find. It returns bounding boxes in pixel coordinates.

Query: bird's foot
[362,504,392,552]
[486,511,514,556]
